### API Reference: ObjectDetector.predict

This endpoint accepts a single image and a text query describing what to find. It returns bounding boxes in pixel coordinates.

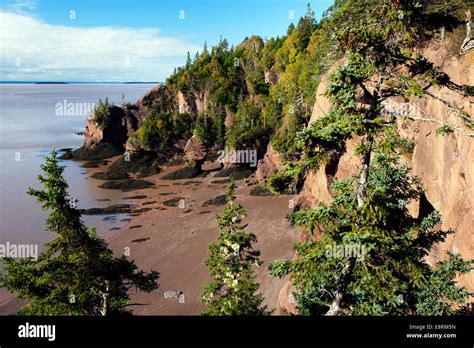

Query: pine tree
[0,150,159,315]
[201,182,269,315]
[295,3,317,51]
[203,41,209,56]
[286,22,295,36]
[269,0,473,316]
[185,51,192,69]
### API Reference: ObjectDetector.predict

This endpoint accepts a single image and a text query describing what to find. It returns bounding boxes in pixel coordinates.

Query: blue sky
[0,0,334,82]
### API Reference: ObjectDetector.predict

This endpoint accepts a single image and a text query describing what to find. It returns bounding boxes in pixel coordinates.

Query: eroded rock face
[277,41,474,315]
[137,84,170,109]
[194,90,209,114]
[256,143,282,181]
[177,91,197,115]
[264,69,278,85]
[277,280,298,315]
[184,135,207,169]
[84,105,137,149]
[405,45,473,295]
[73,105,134,160]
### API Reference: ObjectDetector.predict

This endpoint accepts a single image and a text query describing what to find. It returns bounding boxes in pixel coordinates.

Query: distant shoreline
[0,81,162,85]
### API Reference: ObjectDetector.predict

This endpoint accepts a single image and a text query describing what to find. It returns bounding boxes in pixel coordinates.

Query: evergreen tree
[203,41,209,56]
[269,0,473,316]
[0,150,159,315]
[185,51,192,69]
[286,22,295,36]
[201,182,269,315]
[295,3,317,51]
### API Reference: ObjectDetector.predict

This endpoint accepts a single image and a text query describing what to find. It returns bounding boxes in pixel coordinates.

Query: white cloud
[0,12,200,81]
[1,0,38,15]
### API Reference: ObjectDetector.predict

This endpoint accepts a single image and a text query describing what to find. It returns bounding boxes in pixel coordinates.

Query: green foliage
[226,97,270,148]
[167,36,247,114]
[135,109,195,150]
[269,0,472,316]
[160,0,471,159]
[164,3,337,156]
[201,182,270,315]
[0,151,159,315]
[193,113,214,145]
[271,3,340,157]
[295,3,318,52]
[172,112,194,140]
[249,183,274,196]
[436,124,455,136]
[92,97,113,129]
[463,85,474,96]
[268,162,305,195]
[136,112,174,150]
[416,252,472,315]
[270,153,471,315]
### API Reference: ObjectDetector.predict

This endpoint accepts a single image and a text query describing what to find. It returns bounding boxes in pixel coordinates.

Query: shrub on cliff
[136,112,174,150]
[0,150,159,315]
[270,152,473,315]
[226,97,272,149]
[269,0,473,316]
[267,162,305,195]
[91,97,113,129]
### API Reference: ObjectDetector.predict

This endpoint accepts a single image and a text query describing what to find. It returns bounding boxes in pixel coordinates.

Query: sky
[0,0,334,82]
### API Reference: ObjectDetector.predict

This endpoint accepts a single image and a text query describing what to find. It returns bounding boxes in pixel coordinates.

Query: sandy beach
[105,160,296,315]
[1,158,296,315]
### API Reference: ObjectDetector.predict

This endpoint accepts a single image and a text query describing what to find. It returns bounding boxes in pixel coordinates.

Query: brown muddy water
[0,83,156,304]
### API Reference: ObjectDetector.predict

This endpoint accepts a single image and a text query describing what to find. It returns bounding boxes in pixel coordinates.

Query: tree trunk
[356,139,372,207]
[326,257,356,315]
[100,280,109,316]
[326,137,372,316]
[460,10,473,54]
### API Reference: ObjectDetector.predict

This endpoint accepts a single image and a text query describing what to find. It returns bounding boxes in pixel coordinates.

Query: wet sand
[0,160,296,315]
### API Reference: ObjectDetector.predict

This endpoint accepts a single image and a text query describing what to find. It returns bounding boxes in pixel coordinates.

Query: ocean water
[0,84,155,249]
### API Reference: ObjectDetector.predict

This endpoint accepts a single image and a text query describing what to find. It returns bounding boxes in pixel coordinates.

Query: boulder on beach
[184,136,207,169]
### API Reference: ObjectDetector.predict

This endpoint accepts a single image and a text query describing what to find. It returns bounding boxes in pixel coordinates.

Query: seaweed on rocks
[79,204,134,215]
[161,166,201,180]
[210,179,231,184]
[92,171,130,180]
[71,143,123,161]
[124,195,148,200]
[92,152,163,180]
[81,160,109,168]
[99,179,155,191]
[202,195,227,207]
[213,166,254,180]
[58,150,74,160]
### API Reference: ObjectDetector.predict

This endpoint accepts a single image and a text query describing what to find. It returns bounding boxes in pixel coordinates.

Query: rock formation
[264,69,278,85]
[255,143,282,181]
[274,35,474,314]
[177,91,197,116]
[183,135,207,170]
